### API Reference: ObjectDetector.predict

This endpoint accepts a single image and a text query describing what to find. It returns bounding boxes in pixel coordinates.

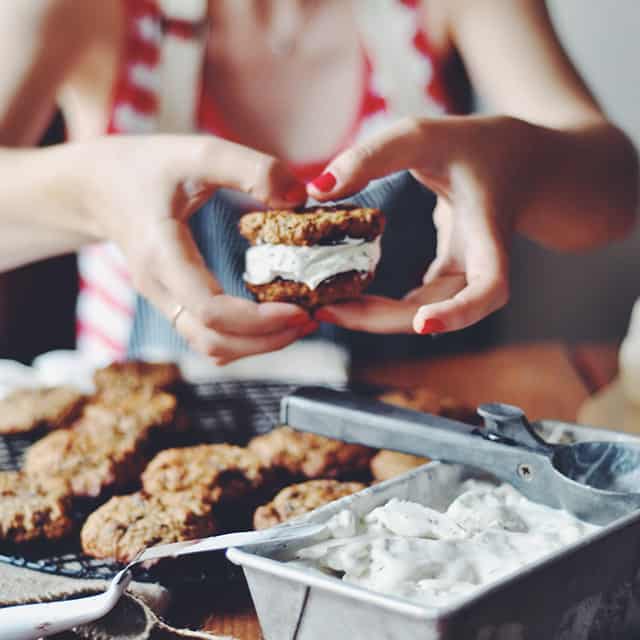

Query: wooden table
[192,341,620,639]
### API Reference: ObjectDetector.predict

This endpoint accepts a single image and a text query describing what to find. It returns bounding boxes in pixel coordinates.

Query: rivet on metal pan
[518,463,534,481]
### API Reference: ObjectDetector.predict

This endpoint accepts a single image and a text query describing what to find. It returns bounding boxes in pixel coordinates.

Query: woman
[0,0,636,364]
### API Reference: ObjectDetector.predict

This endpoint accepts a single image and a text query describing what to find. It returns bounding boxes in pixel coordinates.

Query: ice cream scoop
[281,387,640,525]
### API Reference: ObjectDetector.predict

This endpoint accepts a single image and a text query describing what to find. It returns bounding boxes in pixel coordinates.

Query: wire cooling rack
[0,380,308,585]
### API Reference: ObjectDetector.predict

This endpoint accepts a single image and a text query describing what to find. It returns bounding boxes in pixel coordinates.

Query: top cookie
[239,206,385,246]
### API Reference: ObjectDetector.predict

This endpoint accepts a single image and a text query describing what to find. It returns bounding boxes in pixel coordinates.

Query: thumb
[307,117,462,200]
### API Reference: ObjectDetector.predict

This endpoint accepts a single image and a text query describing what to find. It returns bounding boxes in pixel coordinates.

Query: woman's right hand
[66,135,316,364]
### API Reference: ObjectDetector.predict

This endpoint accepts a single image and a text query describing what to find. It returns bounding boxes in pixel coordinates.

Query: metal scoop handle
[281,387,560,508]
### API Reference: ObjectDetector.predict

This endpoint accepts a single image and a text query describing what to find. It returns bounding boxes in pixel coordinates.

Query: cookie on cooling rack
[369,388,481,482]
[0,386,86,435]
[239,206,385,309]
[253,479,366,530]
[93,360,182,394]
[370,450,430,482]
[24,391,177,498]
[81,490,216,563]
[248,426,375,480]
[0,471,73,543]
[141,443,269,504]
[378,388,479,424]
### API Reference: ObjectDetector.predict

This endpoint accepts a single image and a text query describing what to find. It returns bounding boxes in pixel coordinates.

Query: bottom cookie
[245,270,374,309]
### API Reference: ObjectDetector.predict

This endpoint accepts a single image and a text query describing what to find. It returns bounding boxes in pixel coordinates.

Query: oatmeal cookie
[239,206,385,246]
[24,392,177,498]
[248,427,375,480]
[80,490,216,563]
[0,471,73,543]
[0,386,86,435]
[370,450,429,482]
[245,270,373,308]
[83,390,178,435]
[254,479,365,529]
[141,444,268,503]
[370,389,481,481]
[379,388,480,424]
[93,361,181,393]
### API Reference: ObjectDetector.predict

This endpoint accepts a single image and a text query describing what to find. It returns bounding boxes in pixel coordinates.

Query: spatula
[0,521,326,640]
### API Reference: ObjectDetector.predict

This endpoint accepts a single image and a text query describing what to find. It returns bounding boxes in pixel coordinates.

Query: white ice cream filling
[243,237,381,290]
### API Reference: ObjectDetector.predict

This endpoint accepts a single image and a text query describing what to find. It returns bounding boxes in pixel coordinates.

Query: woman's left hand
[307,115,526,335]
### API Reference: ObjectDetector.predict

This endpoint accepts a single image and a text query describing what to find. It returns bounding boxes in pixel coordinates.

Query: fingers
[412,273,509,334]
[178,313,319,365]
[184,137,307,207]
[148,219,312,335]
[314,275,465,334]
[307,117,464,201]
[129,216,313,362]
[315,269,507,337]
[136,271,318,364]
[315,296,417,334]
[414,228,510,333]
[133,266,318,364]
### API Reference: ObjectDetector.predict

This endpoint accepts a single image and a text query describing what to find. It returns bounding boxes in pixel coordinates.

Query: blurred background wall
[497,0,640,343]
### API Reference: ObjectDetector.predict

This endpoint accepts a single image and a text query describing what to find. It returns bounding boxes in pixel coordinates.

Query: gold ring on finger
[171,304,185,330]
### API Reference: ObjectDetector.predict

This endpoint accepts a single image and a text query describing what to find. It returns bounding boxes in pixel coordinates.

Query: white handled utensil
[0,521,326,640]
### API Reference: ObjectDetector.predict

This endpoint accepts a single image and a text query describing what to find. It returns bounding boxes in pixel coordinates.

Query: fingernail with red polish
[314,308,335,323]
[299,321,320,337]
[418,318,445,335]
[284,183,307,203]
[310,172,337,192]
[287,313,311,329]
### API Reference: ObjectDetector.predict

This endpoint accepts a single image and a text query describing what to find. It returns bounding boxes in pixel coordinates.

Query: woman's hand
[307,115,636,336]
[82,135,317,363]
[3,135,315,363]
[308,116,516,335]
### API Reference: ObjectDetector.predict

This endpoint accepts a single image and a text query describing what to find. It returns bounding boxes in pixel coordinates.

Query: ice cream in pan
[239,206,385,309]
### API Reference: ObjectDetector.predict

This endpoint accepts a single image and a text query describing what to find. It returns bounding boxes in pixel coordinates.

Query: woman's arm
[0,1,106,262]
[306,0,637,336]
[441,0,638,249]
[0,146,96,270]
[0,0,98,145]
[0,137,314,363]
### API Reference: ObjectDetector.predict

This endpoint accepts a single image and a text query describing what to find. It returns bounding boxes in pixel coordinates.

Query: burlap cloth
[0,563,233,639]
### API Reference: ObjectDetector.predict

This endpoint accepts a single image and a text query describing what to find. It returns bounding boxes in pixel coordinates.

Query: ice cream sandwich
[239,206,385,309]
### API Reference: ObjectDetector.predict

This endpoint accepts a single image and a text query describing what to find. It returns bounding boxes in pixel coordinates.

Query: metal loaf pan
[228,421,640,640]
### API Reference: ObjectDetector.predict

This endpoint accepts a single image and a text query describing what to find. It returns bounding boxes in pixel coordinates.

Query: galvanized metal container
[228,421,640,640]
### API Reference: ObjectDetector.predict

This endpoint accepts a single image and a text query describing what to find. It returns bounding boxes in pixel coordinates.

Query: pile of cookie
[0,364,477,566]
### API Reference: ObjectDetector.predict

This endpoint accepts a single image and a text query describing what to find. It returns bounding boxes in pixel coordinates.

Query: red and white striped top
[76,0,460,363]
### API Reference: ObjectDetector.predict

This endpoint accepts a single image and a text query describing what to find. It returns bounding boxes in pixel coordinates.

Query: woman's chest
[59,0,452,162]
